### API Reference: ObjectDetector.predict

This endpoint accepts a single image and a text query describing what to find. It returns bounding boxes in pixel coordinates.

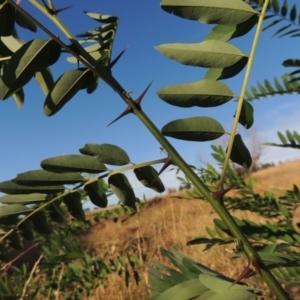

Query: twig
[21,254,43,299]
[55,265,65,300]
[0,241,43,273]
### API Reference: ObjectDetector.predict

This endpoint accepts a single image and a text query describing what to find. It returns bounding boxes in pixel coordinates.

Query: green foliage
[0,0,299,299]
[265,130,300,148]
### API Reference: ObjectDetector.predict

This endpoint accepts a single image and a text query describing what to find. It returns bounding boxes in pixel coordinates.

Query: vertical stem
[219,0,270,186]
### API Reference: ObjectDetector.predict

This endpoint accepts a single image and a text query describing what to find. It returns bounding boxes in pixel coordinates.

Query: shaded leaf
[157,79,234,108]
[48,202,65,223]
[236,100,254,129]
[108,174,136,208]
[30,211,52,234]
[41,155,107,174]
[155,40,247,68]
[84,179,108,208]
[63,191,85,221]
[0,204,32,219]
[8,230,23,250]
[228,134,252,169]
[13,169,84,186]
[160,0,257,25]
[79,143,130,165]
[134,166,165,193]
[0,180,65,194]
[44,68,94,116]
[0,39,61,100]
[15,9,37,32]
[204,57,248,80]
[0,3,15,37]
[162,117,225,142]
[205,15,258,42]
[19,220,35,241]
[0,193,46,204]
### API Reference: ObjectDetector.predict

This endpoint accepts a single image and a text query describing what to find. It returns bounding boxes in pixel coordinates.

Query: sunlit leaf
[0,39,61,100]
[156,40,247,68]
[79,143,130,165]
[134,166,165,193]
[228,134,252,168]
[84,179,108,208]
[0,193,46,204]
[41,155,107,174]
[109,174,136,208]
[44,68,94,116]
[13,169,84,186]
[162,117,225,142]
[0,204,32,219]
[157,79,234,107]
[12,88,24,109]
[84,12,119,23]
[160,0,257,25]
[34,68,54,96]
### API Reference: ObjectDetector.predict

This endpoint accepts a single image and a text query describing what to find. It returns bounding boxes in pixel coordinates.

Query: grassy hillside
[4,159,300,299]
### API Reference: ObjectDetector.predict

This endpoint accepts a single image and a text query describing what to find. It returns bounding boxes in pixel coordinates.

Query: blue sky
[1,0,300,205]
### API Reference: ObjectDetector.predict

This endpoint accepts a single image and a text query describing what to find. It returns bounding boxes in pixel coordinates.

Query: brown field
[80,159,300,299]
[5,159,300,299]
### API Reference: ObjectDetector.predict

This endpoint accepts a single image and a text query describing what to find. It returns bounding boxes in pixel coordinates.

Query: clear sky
[1,0,300,206]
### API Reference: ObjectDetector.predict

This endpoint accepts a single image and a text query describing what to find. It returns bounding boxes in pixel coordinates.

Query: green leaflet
[0,193,46,204]
[34,68,54,96]
[0,39,61,100]
[155,40,247,69]
[79,143,130,165]
[161,117,225,142]
[13,169,84,186]
[84,179,108,208]
[204,57,248,80]
[0,180,65,194]
[157,79,234,108]
[84,12,119,23]
[19,220,35,241]
[160,0,258,25]
[63,191,85,221]
[0,2,15,37]
[48,202,65,223]
[0,35,24,53]
[8,230,23,250]
[30,211,52,235]
[228,134,252,168]
[108,173,136,208]
[205,15,258,42]
[12,88,24,109]
[155,278,206,300]
[0,204,32,219]
[41,155,107,174]
[44,68,94,116]
[134,166,165,193]
[15,9,37,32]
[237,100,254,129]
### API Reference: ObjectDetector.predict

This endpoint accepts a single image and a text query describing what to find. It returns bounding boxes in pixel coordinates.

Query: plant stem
[11,2,289,298]
[219,0,270,187]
